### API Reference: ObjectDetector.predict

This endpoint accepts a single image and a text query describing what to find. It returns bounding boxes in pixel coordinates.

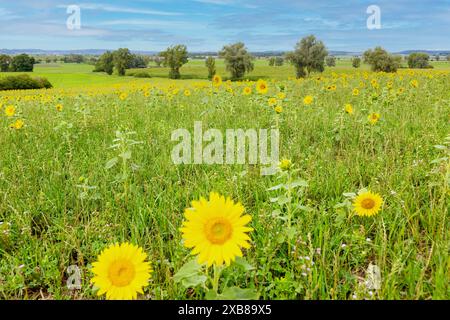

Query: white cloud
[57,3,183,16]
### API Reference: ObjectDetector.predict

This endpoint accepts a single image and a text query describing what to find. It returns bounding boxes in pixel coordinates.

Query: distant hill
[0,49,449,57]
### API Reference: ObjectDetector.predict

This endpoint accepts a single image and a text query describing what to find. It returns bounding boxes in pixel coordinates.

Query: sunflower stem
[212,265,222,294]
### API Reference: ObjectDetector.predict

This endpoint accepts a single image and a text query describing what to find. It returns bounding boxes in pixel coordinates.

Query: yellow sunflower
[256,80,269,94]
[303,95,313,105]
[10,119,24,130]
[368,112,381,125]
[5,105,15,117]
[212,75,222,87]
[91,243,152,300]
[274,105,283,114]
[184,89,191,97]
[344,103,354,115]
[279,159,292,171]
[410,80,419,88]
[277,92,287,100]
[352,88,360,96]
[353,191,384,217]
[56,104,63,112]
[119,93,128,101]
[180,192,253,266]
[268,97,277,106]
[243,87,252,95]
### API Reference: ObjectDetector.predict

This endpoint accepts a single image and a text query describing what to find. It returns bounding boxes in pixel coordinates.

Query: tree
[160,45,189,79]
[129,54,148,69]
[153,56,164,67]
[94,51,114,75]
[205,56,216,80]
[407,52,431,69]
[285,35,328,78]
[352,57,361,68]
[435,55,440,61]
[113,48,133,76]
[219,42,254,80]
[268,57,275,66]
[326,56,336,67]
[10,54,35,72]
[447,55,450,62]
[275,57,284,66]
[363,47,401,73]
[0,54,11,72]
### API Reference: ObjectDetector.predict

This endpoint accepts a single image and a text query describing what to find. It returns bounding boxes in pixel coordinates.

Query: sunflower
[243,87,252,95]
[277,92,286,100]
[119,93,128,101]
[303,95,313,105]
[279,159,292,171]
[91,243,152,300]
[268,97,277,106]
[344,103,353,115]
[274,105,283,114]
[410,80,419,88]
[353,191,384,217]
[352,88,360,96]
[5,105,15,117]
[56,104,63,112]
[368,112,381,125]
[184,89,191,97]
[256,80,268,94]
[10,119,24,130]
[212,75,222,87]
[180,192,253,266]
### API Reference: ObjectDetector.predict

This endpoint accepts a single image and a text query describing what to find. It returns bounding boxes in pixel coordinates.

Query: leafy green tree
[205,56,216,79]
[407,52,431,69]
[94,51,114,75]
[10,54,35,72]
[326,56,336,67]
[113,48,133,76]
[268,57,275,66]
[363,47,401,73]
[285,35,328,78]
[160,45,189,79]
[219,42,254,80]
[275,57,284,66]
[352,57,361,68]
[0,54,11,72]
[129,54,148,69]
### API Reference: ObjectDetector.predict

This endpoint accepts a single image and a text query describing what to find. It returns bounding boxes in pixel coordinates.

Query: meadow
[0,61,449,300]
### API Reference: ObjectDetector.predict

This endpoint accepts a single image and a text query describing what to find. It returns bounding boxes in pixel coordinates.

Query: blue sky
[0,0,449,52]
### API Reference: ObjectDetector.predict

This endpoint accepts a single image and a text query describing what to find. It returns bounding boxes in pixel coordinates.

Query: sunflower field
[0,68,449,300]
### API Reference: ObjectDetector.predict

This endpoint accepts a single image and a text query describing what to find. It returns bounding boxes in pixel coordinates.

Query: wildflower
[344,104,354,115]
[212,75,222,87]
[279,159,292,171]
[268,97,277,106]
[5,105,15,117]
[243,87,252,95]
[353,191,384,217]
[256,80,269,94]
[303,95,313,105]
[10,119,24,130]
[368,113,381,125]
[352,88,360,96]
[180,192,253,266]
[56,104,63,112]
[184,89,191,97]
[90,243,152,300]
[274,105,283,114]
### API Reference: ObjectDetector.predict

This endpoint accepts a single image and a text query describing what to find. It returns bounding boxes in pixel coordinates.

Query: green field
[0,62,449,300]
[1,59,449,89]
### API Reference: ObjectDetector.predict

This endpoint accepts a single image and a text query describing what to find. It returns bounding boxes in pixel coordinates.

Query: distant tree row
[0,54,35,72]
[94,49,151,76]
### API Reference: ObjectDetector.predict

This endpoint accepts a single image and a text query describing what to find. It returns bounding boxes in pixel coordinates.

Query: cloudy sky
[0,0,449,52]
